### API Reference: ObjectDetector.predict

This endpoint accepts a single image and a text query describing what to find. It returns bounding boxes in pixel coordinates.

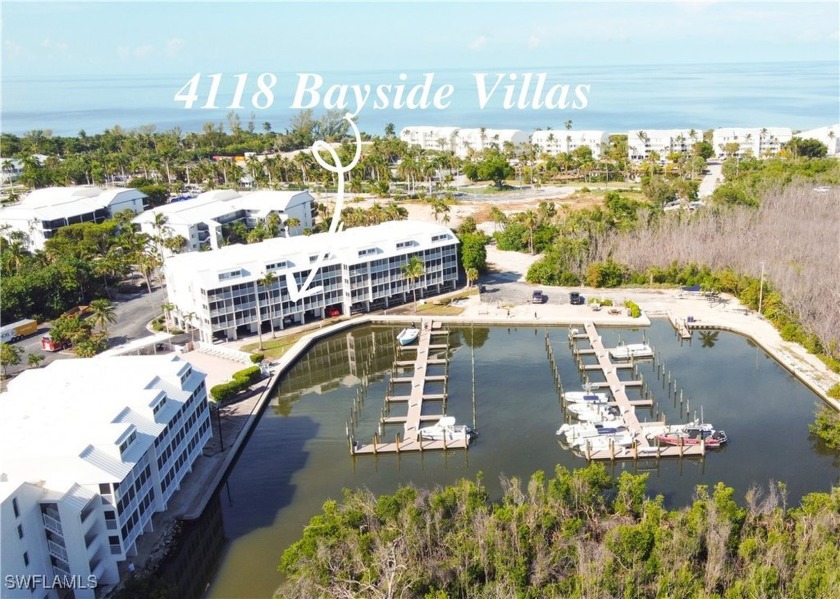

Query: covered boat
[397,327,420,346]
[418,416,476,442]
[608,343,654,360]
[567,403,621,423]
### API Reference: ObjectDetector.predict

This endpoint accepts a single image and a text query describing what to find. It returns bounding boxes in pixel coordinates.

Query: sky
[2,1,839,77]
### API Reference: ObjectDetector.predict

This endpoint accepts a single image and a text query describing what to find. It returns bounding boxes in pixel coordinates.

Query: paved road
[4,285,169,378]
[699,161,723,198]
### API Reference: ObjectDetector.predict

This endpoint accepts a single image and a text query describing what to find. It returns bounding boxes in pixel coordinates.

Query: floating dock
[566,322,706,460]
[351,320,469,455]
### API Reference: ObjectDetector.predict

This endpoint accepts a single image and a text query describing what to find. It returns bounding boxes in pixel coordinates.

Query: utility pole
[758,261,765,315]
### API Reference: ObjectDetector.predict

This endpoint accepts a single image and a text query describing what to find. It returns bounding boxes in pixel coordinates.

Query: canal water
[203,320,838,598]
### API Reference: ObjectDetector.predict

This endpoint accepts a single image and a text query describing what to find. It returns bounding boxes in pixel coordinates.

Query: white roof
[133,189,310,227]
[0,355,200,493]
[0,187,146,222]
[532,130,607,141]
[165,219,457,289]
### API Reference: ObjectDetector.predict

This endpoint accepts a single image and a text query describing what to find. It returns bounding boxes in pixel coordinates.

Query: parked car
[531,290,546,304]
[325,306,341,317]
[569,291,585,305]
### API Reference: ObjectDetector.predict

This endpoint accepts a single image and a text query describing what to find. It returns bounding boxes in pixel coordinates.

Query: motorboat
[563,390,611,404]
[651,418,727,447]
[608,343,654,360]
[572,432,636,451]
[397,327,420,346]
[567,403,621,423]
[418,417,476,442]
[556,421,629,440]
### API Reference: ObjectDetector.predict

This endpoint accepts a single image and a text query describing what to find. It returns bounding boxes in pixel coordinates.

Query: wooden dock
[567,323,705,460]
[668,312,693,339]
[351,320,470,455]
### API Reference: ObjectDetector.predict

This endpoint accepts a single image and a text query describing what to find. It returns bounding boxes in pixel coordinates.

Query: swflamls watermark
[4,574,98,590]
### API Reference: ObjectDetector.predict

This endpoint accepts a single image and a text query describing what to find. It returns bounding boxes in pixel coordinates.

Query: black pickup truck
[569,291,585,305]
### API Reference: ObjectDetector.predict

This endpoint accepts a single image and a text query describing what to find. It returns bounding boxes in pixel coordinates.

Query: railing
[52,563,71,578]
[42,514,63,536]
[48,540,69,562]
[110,543,122,555]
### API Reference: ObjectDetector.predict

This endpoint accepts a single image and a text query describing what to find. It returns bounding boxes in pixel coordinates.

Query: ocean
[2,61,837,137]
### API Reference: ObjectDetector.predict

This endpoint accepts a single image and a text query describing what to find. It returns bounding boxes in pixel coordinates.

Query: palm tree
[88,299,117,335]
[400,255,425,311]
[258,272,278,338]
[285,217,301,237]
[161,301,176,331]
[466,268,479,288]
[183,311,198,346]
[27,353,45,369]
[252,279,265,351]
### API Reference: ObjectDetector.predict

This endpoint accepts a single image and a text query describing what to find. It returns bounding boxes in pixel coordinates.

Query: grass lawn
[240,329,316,360]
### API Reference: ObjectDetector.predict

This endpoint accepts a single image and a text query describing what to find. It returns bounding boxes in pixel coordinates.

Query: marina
[564,322,707,460]
[349,320,472,454]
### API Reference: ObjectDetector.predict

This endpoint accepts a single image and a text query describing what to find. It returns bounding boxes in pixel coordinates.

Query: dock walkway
[352,320,469,455]
[568,322,705,460]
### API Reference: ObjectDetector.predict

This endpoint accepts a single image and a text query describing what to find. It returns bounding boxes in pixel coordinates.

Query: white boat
[567,403,621,423]
[397,327,420,346]
[573,432,636,451]
[556,421,629,440]
[608,343,654,360]
[563,390,610,404]
[418,416,476,442]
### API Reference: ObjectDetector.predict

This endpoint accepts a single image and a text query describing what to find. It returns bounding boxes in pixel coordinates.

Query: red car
[325,307,341,318]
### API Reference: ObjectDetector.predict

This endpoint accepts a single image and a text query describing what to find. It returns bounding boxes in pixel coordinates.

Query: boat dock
[669,312,693,339]
[351,320,469,455]
[567,322,706,460]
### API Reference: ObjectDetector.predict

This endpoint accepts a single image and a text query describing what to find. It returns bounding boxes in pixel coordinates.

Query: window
[266,261,287,271]
[99,483,111,495]
[17,524,23,539]
[152,396,167,415]
[218,269,242,281]
[357,248,377,258]
[12,498,19,518]
[396,240,414,249]
[118,430,137,456]
[23,552,29,567]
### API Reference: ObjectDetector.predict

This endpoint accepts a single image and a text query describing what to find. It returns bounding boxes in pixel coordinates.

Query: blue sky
[3,1,839,77]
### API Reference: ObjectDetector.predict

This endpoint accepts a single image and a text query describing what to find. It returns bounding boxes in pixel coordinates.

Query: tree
[88,298,117,334]
[400,255,425,311]
[258,272,278,339]
[27,353,45,368]
[784,138,828,159]
[466,267,478,288]
[1,343,24,377]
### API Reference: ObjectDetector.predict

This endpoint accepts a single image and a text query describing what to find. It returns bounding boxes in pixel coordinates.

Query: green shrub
[210,381,241,402]
[624,300,641,318]
[818,355,840,374]
[250,353,265,364]
[828,383,840,401]
[809,406,840,449]
[233,365,262,385]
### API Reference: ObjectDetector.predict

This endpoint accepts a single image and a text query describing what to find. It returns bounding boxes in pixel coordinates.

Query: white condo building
[164,220,460,342]
[531,130,609,159]
[0,187,147,251]
[712,127,792,159]
[0,356,211,599]
[627,129,702,162]
[400,126,530,158]
[794,124,840,156]
[399,126,461,153]
[132,189,314,253]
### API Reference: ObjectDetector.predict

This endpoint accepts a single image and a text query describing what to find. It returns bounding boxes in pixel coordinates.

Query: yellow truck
[0,319,38,343]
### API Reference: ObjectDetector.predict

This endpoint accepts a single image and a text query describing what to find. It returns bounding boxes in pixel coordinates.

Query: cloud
[4,39,26,57]
[468,35,488,50]
[165,37,184,58]
[527,35,540,49]
[41,38,69,52]
[117,43,158,60]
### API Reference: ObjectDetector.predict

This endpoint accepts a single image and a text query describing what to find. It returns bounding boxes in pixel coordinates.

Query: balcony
[48,540,69,562]
[42,514,64,536]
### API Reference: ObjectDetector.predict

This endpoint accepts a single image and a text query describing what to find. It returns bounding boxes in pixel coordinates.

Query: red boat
[655,429,727,447]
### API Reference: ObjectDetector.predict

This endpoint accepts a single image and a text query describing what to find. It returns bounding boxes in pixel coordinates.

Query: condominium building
[794,124,840,156]
[132,189,314,253]
[399,126,461,153]
[400,126,530,158]
[452,128,530,158]
[627,129,702,162]
[531,130,609,159]
[712,127,792,159]
[163,220,460,342]
[0,187,147,251]
[0,356,211,599]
